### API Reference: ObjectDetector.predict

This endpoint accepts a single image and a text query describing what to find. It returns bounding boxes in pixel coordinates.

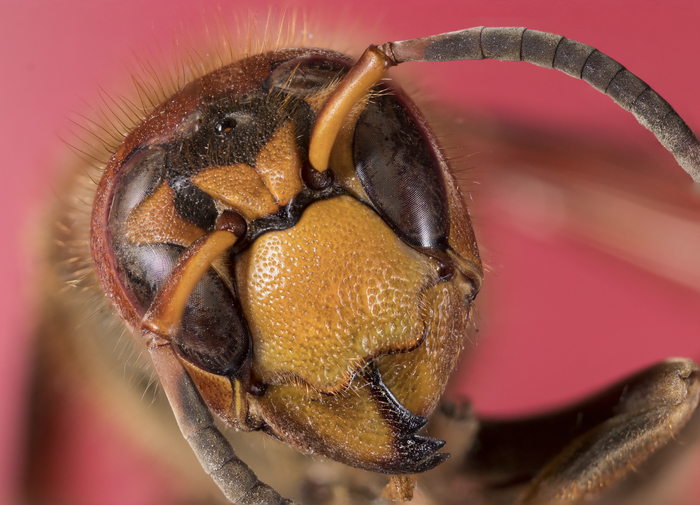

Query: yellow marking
[125,184,205,246]
[177,351,257,432]
[233,379,257,431]
[178,357,236,424]
[192,164,278,220]
[254,122,303,206]
[377,281,467,417]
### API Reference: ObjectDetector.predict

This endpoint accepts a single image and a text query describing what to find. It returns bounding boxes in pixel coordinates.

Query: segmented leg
[460,359,700,502]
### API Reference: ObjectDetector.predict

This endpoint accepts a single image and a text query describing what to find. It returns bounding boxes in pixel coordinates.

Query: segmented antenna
[310,27,700,183]
[390,27,700,182]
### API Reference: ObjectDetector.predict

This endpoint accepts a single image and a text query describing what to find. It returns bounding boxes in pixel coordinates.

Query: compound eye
[105,143,251,379]
[174,268,251,377]
[108,148,166,225]
[353,92,450,250]
[107,147,174,314]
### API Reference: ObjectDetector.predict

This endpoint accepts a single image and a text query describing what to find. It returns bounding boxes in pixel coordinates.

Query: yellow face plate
[236,196,439,393]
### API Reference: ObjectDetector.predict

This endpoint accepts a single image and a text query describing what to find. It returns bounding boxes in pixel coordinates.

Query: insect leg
[460,358,700,502]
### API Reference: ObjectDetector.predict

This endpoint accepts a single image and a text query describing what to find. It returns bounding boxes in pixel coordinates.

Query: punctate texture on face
[236,196,440,393]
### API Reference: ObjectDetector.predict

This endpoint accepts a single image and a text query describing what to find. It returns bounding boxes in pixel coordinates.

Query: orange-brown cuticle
[216,210,247,238]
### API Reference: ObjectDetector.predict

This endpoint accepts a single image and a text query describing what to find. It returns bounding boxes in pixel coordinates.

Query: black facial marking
[231,185,346,254]
[290,99,315,162]
[361,363,449,474]
[167,94,293,173]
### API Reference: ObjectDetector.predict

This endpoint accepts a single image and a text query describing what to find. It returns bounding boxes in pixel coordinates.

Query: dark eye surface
[108,148,166,224]
[174,268,251,378]
[353,91,450,250]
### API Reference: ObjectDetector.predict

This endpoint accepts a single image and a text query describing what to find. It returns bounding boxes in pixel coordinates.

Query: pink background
[2,0,700,503]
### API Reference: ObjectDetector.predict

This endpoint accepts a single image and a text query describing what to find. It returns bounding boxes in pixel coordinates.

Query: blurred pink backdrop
[2,1,700,503]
